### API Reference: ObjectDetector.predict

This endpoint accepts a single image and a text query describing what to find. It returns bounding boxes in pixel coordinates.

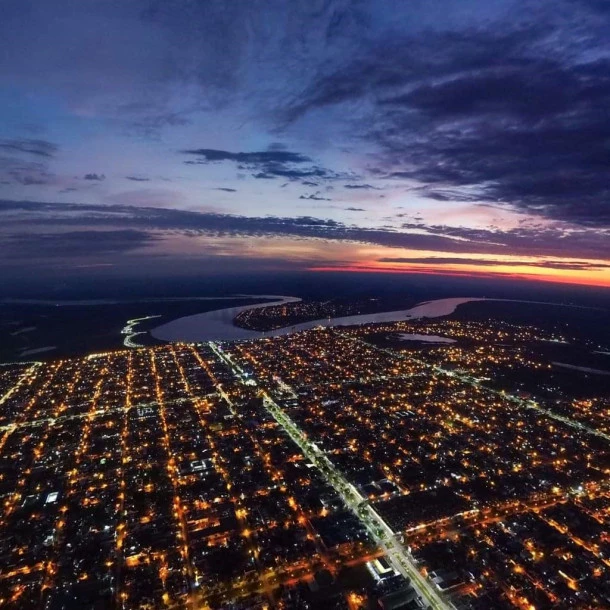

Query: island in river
[233,296,420,331]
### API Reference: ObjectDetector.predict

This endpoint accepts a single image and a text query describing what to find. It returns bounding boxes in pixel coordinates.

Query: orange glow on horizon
[308,262,610,288]
[160,232,610,289]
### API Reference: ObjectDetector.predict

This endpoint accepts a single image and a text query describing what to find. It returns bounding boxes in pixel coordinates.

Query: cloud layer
[0,0,609,285]
[1,199,608,263]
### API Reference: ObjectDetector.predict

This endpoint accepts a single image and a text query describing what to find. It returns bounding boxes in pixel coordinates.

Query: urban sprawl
[0,318,608,609]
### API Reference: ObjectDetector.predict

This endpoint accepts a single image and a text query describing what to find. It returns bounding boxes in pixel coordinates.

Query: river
[151,296,486,342]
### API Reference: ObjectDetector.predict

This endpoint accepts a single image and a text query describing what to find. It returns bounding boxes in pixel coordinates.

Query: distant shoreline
[0,295,270,307]
[151,295,606,343]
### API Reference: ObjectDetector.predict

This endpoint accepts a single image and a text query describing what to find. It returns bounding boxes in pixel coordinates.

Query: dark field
[0,298,266,362]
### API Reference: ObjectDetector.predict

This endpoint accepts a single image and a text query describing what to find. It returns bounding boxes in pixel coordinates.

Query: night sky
[1,0,609,288]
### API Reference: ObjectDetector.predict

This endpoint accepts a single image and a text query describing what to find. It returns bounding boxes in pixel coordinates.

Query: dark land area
[0,297,267,363]
[233,296,420,331]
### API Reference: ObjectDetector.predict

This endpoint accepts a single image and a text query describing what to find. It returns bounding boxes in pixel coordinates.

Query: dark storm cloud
[282,12,610,227]
[183,148,347,182]
[247,166,337,181]
[0,139,57,158]
[344,184,377,190]
[371,56,610,224]
[84,173,106,181]
[215,187,237,192]
[182,148,311,164]
[1,199,608,261]
[283,27,540,122]
[125,176,150,182]
[345,207,366,211]
[300,193,331,201]
[3,0,609,232]
[266,166,340,180]
[380,61,579,121]
[3,161,55,186]
[408,187,484,203]
[0,229,158,259]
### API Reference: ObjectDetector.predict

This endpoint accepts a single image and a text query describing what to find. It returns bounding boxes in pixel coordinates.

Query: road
[260,393,450,610]
[0,363,39,407]
[209,341,450,610]
[0,393,218,433]
[342,332,610,445]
